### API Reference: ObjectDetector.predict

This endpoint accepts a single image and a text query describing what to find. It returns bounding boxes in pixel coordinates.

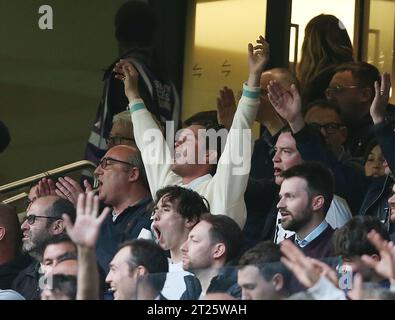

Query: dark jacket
[96,196,153,276]
[359,175,394,234]
[0,253,32,290]
[11,260,41,300]
[346,104,395,158]
[180,268,241,300]
[243,177,279,248]
[250,129,277,180]
[293,120,395,218]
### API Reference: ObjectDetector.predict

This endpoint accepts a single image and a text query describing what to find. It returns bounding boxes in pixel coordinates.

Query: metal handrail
[2,192,28,205]
[0,160,97,195]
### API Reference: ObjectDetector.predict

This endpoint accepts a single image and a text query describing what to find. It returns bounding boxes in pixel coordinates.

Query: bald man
[0,204,31,289]
[93,145,153,296]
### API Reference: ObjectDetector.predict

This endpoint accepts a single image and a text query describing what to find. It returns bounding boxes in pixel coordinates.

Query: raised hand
[361,230,395,283]
[248,36,270,75]
[256,95,287,135]
[217,86,237,130]
[370,73,391,124]
[267,80,304,132]
[247,36,270,87]
[113,59,140,102]
[55,177,92,206]
[63,192,110,248]
[36,178,57,198]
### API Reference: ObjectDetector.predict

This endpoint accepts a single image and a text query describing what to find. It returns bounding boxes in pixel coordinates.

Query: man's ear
[52,219,65,235]
[272,273,284,292]
[136,265,149,277]
[311,195,325,211]
[212,243,226,260]
[0,227,5,241]
[128,167,139,183]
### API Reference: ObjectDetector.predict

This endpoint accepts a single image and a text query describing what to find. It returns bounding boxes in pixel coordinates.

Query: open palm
[248,36,270,75]
[63,192,110,248]
[267,81,302,124]
[370,73,391,124]
[361,230,395,282]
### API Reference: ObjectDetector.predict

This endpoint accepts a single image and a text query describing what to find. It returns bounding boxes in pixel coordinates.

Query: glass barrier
[131,261,395,300]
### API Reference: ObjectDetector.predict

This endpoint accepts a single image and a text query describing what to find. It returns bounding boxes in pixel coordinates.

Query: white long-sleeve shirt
[129,83,260,228]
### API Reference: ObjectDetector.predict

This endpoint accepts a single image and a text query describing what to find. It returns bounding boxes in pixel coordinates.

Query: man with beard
[277,162,335,258]
[243,129,351,248]
[267,72,395,233]
[180,214,242,300]
[12,196,75,300]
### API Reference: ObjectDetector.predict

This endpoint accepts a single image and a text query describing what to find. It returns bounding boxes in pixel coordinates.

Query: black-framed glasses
[25,215,62,225]
[106,136,134,146]
[98,157,133,170]
[325,85,361,97]
[309,122,345,134]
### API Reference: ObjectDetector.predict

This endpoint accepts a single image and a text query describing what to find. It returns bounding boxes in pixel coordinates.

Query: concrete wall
[0,0,126,183]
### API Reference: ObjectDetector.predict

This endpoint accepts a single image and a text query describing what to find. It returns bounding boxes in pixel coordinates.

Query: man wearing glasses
[326,62,395,158]
[93,144,153,298]
[304,99,363,171]
[106,111,136,149]
[12,195,75,300]
[267,72,395,231]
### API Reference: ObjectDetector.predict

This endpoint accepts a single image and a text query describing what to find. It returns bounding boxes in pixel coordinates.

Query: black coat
[11,260,41,300]
[180,268,241,300]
